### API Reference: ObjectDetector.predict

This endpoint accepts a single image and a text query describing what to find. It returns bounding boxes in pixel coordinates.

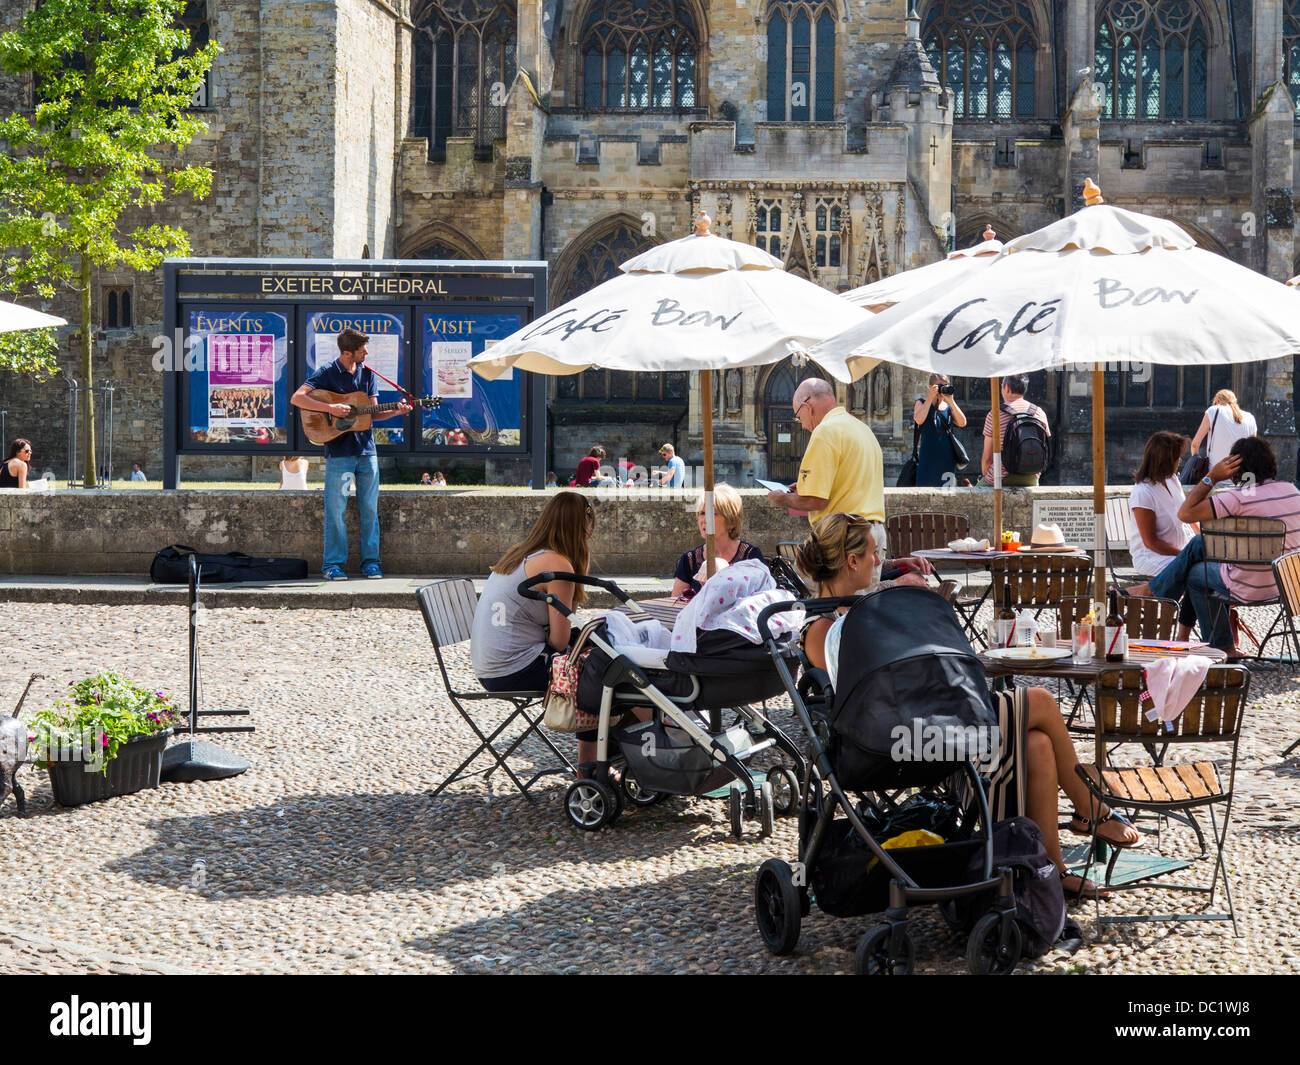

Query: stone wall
[0,485,1125,577]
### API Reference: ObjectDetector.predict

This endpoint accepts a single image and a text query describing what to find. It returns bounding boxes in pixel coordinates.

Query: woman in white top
[279,456,309,489]
[1128,432,1198,638]
[1190,389,1256,474]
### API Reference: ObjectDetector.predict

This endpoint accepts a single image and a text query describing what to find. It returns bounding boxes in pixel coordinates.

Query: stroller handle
[755,595,863,643]
[517,572,633,616]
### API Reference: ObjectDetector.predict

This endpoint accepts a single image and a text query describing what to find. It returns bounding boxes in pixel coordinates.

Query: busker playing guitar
[291,327,411,580]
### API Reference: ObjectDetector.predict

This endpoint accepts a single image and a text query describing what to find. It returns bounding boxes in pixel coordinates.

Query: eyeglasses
[792,399,809,418]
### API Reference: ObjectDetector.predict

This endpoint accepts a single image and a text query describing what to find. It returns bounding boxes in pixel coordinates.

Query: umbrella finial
[1083,178,1105,206]
[982,225,996,241]
[693,209,712,237]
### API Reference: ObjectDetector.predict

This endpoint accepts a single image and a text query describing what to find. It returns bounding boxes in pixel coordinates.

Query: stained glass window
[1094,1,1209,120]
[923,1,1038,119]
[1287,2,1300,117]
[766,3,836,122]
[579,0,697,110]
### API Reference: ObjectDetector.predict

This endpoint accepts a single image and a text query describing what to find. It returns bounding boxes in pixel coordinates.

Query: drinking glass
[1072,622,1094,664]
[1040,629,1057,649]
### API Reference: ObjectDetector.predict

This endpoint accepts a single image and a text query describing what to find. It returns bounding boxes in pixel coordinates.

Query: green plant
[29,671,184,773]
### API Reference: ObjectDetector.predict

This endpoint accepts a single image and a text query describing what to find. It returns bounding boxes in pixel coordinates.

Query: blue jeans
[324,454,380,570]
[1148,534,1234,649]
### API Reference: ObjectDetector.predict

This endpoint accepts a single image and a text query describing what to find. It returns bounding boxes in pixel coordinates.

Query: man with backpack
[981,375,1051,487]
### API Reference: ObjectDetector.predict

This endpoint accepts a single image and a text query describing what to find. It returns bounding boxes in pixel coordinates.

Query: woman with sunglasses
[0,439,32,489]
[796,513,1140,899]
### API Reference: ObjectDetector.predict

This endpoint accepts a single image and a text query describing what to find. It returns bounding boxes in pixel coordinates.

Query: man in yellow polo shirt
[767,377,906,580]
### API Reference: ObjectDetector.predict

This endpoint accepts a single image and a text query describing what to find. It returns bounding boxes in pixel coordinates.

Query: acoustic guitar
[299,389,443,445]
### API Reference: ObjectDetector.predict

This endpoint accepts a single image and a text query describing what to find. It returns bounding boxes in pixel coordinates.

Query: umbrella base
[160,740,250,783]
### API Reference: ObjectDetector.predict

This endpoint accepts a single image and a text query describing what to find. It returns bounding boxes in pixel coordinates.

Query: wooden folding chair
[1057,594,1180,738]
[886,513,985,640]
[1271,552,1300,752]
[1104,496,1144,587]
[1201,516,1287,659]
[771,542,811,597]
[989,553,1091,626]
[1076,666,1249,932]
[417,580,575,800]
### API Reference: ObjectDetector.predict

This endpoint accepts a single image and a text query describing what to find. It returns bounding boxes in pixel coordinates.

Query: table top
[978,642,1229,680]
[915,547,1091,565]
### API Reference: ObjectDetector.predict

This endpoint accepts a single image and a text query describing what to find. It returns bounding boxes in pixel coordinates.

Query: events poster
[305,311,407,445]
[187,308,289,446]
[421,311,523,448]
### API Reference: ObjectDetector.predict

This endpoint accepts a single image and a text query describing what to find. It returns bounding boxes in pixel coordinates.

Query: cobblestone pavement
[0,601,1297,975]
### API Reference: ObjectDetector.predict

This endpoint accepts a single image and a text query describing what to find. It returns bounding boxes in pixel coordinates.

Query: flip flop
[1061,872,1112,900]
[1067,808,1142,848]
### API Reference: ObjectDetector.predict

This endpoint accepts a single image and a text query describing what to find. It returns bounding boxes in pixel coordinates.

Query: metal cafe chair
[886,513,986,641]
[416,579,575,800]
[771,542,811,598]
[1075,666,1250,933]
[1200,516,1288,661]
[1270,552,1300,757]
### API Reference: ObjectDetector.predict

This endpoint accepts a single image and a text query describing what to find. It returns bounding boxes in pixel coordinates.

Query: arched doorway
[763,359,830,482]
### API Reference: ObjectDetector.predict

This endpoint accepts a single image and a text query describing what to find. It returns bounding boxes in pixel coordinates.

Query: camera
[938,384,955,395]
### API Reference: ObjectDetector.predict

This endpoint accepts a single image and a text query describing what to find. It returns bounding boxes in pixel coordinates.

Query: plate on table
[983,646,1073,663]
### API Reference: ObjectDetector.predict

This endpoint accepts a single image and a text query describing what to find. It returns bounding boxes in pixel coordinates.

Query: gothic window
[180,2,211,108]
[104,287,132,329]
[412,1,517,159]
[580,0,697,110]
[755,200,784,260]
[555,220,687,402]
[922,1,1038,120]
[1095,1,1207,120]
[766,3,836,122]
[1287,1,1300,118]
[1106,365,1232,407]
[411,241,467,259]
[812,198,842,268]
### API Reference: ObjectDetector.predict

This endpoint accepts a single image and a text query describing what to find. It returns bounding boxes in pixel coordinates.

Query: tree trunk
[80,254,95,488]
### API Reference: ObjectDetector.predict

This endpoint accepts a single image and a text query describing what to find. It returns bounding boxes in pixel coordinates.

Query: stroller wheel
[754,859,802,955]
[727,785,744,840]
[766,767,799,817]
[621,772,667,808]
[758,780,775,838]
[565,778,619,831]
[966,912,1022,976]
[855,924,915,976]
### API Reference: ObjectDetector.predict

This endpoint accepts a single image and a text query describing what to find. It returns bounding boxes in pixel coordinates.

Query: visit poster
[421,311,523,448]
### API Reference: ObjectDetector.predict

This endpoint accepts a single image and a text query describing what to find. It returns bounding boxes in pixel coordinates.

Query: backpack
[941,816,1077,958]
[1001,404,1050,476]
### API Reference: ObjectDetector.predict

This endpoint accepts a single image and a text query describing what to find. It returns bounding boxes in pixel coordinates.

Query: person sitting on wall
[0,439,31,489]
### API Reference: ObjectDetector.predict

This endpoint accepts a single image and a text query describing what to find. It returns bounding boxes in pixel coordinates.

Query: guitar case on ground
[149,544,309,584]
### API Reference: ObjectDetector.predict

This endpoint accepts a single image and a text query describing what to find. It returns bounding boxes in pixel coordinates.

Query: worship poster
[304,310,408,445]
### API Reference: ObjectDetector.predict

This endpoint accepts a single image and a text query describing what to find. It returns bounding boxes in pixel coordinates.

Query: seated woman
[0,439,31,489]
[1128,431,1199,638]
[1128,436,1300,651]
[796,513,1140,898]
[670,483,766,601]
[470,492,599,763]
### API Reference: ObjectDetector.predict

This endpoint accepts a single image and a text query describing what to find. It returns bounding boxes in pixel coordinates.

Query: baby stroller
[519,572,806,837]
[753,586,1022,975]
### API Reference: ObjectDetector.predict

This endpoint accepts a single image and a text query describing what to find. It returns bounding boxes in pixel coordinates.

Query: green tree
[0,0,218,485]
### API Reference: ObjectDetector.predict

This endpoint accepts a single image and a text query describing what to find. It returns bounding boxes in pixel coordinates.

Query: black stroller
[519,572,807,837]
[753,586,1022,975]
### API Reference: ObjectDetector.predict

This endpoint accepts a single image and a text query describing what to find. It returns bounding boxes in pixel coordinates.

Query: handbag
[896,422,920,488]
[1179,410,1218,485]
[948,429,970,471]
[542,619,602,733]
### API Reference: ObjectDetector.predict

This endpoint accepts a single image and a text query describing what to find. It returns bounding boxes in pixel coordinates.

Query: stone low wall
[0,485,1125,577]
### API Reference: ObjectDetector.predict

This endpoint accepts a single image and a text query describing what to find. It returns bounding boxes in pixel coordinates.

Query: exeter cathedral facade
[1,0,1298,484]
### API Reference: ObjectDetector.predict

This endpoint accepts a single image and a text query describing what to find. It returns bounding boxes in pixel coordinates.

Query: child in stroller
[520,565,807,838]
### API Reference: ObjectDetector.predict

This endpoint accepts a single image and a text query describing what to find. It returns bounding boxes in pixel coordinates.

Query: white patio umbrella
[811,180,1300,604]
[470,214,877,573]
[0,299,65,334]
[840,226,1003,312]
[1288,275,1299,288]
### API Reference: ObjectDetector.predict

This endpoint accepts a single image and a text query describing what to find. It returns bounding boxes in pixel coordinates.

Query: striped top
[1210,480,1300,601]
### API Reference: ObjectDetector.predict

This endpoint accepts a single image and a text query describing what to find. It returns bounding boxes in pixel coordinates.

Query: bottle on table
[997,586,1016,648]
[1105,588,1127,662]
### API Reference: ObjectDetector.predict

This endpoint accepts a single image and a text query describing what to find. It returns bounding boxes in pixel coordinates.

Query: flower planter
[46,729,173,807]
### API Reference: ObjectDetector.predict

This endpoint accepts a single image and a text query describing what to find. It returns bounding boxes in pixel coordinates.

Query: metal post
[66,378,79,486]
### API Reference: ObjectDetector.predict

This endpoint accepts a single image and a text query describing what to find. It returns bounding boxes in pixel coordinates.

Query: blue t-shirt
[305,358,378,458]
[665,455,686,487]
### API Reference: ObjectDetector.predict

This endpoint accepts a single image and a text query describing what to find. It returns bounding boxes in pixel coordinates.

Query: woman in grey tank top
[470,492,595,703]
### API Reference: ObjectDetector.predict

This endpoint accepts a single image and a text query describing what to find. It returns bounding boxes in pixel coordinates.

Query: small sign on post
[1031,499,1099,549]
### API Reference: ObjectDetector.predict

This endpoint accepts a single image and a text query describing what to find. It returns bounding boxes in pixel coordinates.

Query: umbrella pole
[702,369,716,578]
[990,378,1002,546]
[1092,364,1106,612]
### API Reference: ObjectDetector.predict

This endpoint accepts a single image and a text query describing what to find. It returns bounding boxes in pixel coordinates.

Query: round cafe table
[978,642,1228,682]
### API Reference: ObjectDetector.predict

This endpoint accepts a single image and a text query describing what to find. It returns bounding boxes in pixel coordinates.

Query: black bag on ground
[941,815,1073,958]
[149,544,309,584]
[1001,406,1050,476]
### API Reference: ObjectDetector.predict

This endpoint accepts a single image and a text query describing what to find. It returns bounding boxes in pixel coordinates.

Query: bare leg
[577,705,654,775]
[1176,624,1193,640]
[1126,582,1151,598]
[1024,729,1063,870]
[1026,687,1140,846]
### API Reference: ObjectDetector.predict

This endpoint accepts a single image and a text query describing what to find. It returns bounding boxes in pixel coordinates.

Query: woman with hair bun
[795,512,1139,899]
